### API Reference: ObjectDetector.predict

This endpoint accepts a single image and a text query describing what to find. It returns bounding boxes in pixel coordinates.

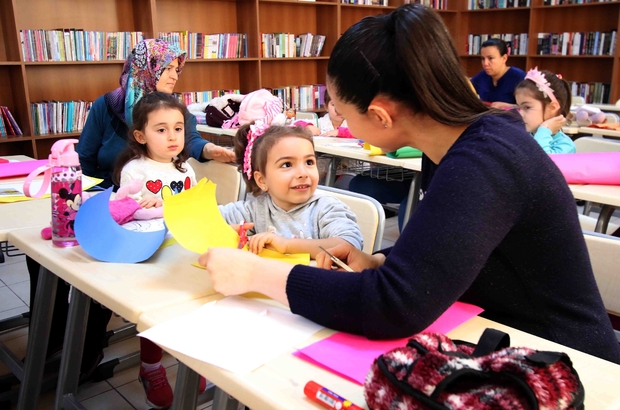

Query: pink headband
[243,120,269,180]
[525,67,558,104]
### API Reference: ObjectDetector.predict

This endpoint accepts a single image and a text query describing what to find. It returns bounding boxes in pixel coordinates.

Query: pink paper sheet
[550,152,620,185]
[0,159,48,178]
[294,301,483,385]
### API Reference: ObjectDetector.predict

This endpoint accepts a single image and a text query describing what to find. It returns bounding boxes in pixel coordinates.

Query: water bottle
[24,139,82,247]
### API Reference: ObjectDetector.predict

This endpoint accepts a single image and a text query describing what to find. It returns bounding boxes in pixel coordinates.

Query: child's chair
[317,186,385,253]
[296,111,319,127]
[188,158,246,204]
[583,231,620,342]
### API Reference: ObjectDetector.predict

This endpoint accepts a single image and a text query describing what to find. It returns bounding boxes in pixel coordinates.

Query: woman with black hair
[198,4,620,364]
[471,38,525,109]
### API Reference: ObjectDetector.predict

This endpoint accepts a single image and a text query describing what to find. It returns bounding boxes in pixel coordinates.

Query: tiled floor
[0,208,616,409]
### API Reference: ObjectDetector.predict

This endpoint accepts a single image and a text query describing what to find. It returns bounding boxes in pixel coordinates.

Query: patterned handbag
[364,328,584,410]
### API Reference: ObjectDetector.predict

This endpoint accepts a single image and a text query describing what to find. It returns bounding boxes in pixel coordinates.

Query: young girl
[305,89,354,138]
[514,68,576,154]
[113,91,204,409]
[219,120,363,258]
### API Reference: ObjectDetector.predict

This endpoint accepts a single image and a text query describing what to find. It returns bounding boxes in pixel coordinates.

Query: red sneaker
[139,365,173,409]
[199,377,208,394]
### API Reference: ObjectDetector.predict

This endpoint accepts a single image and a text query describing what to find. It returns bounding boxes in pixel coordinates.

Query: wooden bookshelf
[1,0,619,158]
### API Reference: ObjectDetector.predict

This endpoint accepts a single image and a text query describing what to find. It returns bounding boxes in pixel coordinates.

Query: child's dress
[318,114,354,138]
[218,193,364,250]
[120,157,197,201]
[532,126,576,154]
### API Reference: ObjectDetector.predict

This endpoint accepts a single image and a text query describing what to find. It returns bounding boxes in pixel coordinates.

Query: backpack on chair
[222,89,283,129]
[204,94,244,127]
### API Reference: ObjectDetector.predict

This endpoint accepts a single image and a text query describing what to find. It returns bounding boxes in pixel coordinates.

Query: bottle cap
[50,139,80,167]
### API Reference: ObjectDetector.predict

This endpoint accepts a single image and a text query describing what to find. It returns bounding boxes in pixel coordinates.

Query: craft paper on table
[164,178,239,253]
[0,159,48,178]
[74,187,167,263]
[138,295,323,375]
[0,175,101,203]
[550,152,620,185]
[191,248,310,270]
[294,301,484,385]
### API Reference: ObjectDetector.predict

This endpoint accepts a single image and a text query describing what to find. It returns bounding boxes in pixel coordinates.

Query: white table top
[8,226,217,323]
[314,143,422,172]
[589,103,620,113]
[578,126,620,139]
[196,125,237,137]
[137,295,620,410]
[569,184,620,208]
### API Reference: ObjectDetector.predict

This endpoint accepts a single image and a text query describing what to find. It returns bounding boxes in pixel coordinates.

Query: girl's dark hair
[514,70,572,117]
[234,123,314,196]
[481,38,508,56]
[324,88,331,106]
[327,4,491,126]
[112,92,191,186]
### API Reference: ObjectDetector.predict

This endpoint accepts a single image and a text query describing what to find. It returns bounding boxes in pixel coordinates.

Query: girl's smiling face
[254,136,319,211]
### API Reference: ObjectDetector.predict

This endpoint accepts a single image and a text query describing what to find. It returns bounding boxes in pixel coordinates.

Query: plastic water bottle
[24,139,82,247]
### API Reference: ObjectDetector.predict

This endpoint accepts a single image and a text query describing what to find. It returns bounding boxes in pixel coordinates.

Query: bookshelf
[1,0,619,159]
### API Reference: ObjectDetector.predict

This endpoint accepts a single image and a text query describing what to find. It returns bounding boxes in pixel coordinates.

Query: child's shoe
[139,365,173,409]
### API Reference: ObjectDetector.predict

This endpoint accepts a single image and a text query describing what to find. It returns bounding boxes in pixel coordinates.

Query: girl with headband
[515,67,576,154]
[218,121,363,258]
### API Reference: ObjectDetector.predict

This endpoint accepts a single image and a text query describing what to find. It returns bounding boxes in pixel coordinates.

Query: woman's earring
[384,123,388,128]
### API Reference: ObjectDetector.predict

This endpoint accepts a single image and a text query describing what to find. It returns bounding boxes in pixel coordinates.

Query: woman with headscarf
[77,38,235,188]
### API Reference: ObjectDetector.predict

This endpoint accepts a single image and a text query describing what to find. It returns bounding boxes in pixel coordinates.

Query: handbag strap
[472,328,511,357]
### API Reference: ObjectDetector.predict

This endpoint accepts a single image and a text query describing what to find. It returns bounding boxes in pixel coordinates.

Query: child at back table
[514,68,576,154]
[306,89,355,138]
[112,91,205,409]
[219,121,363,258]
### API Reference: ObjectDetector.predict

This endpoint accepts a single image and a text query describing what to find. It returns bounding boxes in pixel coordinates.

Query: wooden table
[137,295,620,410]
[578,126,620,140]
[8,226,219,410]
[569,184,620,233]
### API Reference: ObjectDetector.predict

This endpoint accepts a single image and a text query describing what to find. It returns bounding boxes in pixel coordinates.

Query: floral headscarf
[105,39,187,125]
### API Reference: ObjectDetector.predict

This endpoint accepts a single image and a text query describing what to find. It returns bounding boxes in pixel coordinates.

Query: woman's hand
[541,115,567,134]
[203,143,236,163]
[316,242,385,272]
[198,248,259,295]
[306,125,321,136]
[139,198,163,208]
[248,232,288,254]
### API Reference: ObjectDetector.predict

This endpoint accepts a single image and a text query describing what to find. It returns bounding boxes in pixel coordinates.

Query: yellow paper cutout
[368,145,385,156]
[163,178,239,254]
[191,248,309,269]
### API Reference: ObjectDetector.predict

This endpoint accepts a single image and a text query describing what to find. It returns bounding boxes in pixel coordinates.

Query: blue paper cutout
[74,187,167,263]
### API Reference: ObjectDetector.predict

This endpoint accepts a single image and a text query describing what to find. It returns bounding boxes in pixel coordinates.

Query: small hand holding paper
[249,231,288,255]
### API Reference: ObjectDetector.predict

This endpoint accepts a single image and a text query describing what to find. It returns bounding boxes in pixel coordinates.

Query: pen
[237,220,248,249]
[304,381,364,410]
[318,246,354,272]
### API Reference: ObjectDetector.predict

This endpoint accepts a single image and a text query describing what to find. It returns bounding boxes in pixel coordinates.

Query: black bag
[364,328,584,410]
[205,98,241,127]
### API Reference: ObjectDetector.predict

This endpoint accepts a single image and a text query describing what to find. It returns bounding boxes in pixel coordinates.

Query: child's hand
[198,248,258,295]
[248,232,288,254]
[321,129,339,137]
[139,198,163,208]
[541,115,567,134]
[305,125,321,136]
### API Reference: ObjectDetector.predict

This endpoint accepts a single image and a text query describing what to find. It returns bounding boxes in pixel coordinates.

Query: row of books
[0,107,22,137]
[31,101,93,136]
[340,0,388,5]
[467,33,528,56]
[176,90,241,106]
[468,0,530,8]
[158,32,248,60]
[536,31,617,56]
[261,34,326,58]
[271,85,327,111]
[406,0,448,8]
[570,82,612,104]
[20,29,144,62]
[544,0,618,5]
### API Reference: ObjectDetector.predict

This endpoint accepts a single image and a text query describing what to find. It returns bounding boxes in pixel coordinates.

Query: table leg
[55,287,91,410]
[17,265,58,410]
[213,387,240,410]
[324,156,338,187]
[171,362,199,410]
[595,205,616,233]
[402,172,421,226]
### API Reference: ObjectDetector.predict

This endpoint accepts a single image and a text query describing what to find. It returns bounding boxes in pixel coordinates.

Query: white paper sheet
[138,296,323,374]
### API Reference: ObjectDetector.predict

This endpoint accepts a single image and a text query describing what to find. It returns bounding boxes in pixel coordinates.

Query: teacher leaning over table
[199,4,620,364]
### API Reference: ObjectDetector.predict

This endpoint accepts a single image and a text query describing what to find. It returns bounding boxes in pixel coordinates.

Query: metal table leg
[213,387,239,410]
[171,362,199,410]
[402,172,421,226]
[17,265,58,410]
[595,205,616,233]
